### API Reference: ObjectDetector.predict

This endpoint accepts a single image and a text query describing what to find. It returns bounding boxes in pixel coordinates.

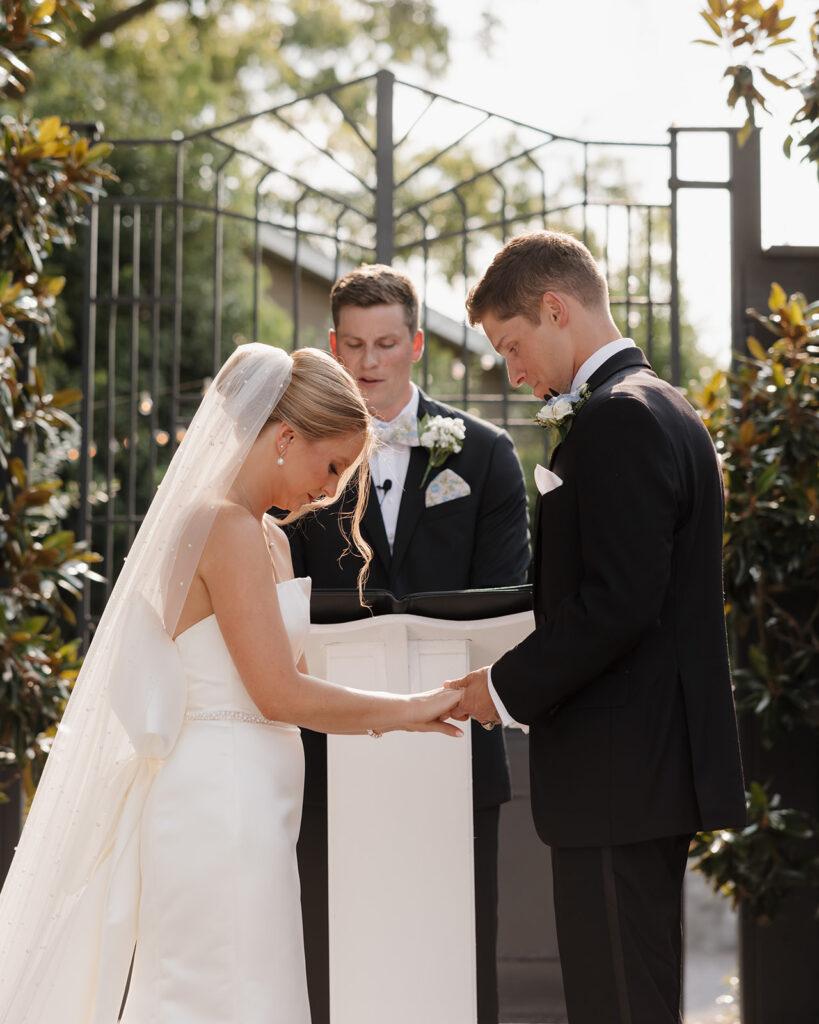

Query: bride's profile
[0,343,462,1024]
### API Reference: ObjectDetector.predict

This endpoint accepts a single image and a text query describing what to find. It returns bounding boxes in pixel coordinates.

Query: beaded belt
[184,709,286,728]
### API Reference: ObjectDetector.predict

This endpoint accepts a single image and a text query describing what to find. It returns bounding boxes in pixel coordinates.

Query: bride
[0,343,462,1024]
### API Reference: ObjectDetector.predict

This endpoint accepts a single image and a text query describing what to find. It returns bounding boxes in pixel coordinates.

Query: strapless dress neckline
[174,576,311,644]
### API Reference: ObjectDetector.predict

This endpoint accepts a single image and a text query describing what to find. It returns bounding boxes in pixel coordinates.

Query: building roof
[257,223,501,364]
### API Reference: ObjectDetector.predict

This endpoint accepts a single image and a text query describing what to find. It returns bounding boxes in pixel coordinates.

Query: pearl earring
[277,452,285,466]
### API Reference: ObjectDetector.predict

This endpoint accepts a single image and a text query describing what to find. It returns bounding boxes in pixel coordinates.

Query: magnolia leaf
[42,530,75,550]
[700,9,723,36]
[48,387,82,408]
[755,462,779,495]
[83,142,113,165]
[739,419,756,446]
[737,118,754,147]
[37,115,62,145]
[783,134,793,158]
[760,68,790,89]
[9,457,26,486]
[746,335,768,361]
[771,362,786,388]
[786,299,803,325]
[768,281,787,311]
[31,0,57,23]
[748,781,768,818]
[695,38,721,45]
[20,616,49,635]
[1,281,24,304]
[41,276,66,297]
[707,0,724,17]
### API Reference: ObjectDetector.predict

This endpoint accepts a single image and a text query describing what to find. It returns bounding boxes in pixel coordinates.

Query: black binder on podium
[308,584,533,624]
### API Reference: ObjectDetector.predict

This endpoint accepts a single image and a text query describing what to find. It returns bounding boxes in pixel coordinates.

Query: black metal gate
[76,70,752,1022]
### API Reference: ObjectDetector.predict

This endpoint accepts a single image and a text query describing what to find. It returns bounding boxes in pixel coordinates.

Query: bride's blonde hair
[269,347,374,596]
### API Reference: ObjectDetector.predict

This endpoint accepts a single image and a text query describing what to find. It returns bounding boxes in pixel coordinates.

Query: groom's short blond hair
[466,231,609,326]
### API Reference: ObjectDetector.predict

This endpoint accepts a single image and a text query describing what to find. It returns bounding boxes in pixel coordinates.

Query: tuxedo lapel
[361,478,391,574]
[547,348,651,470]
[532,493,543,611]
[388,390,435,583]
[586,346,651,391]
[389,442,427,582]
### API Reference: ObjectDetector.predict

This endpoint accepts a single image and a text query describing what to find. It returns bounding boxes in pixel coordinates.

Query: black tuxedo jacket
[287,389,531,809]
[492,348,746,847]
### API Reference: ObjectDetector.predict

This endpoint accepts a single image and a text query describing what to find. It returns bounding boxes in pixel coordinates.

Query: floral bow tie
[372,409,420,447]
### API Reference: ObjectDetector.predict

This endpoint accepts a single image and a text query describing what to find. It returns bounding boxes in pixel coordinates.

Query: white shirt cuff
[487,665,529,734]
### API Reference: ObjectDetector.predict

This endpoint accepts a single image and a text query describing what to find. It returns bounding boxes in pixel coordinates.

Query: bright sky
[408,0,818,366]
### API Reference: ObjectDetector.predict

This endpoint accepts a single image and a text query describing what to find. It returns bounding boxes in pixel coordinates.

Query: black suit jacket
[492,348,746,847]
[287,388,531,809]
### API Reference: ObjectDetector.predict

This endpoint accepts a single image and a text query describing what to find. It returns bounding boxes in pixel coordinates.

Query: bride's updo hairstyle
[269,347,374,593]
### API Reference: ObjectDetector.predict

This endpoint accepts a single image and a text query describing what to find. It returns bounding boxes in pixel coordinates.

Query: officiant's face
[330,303,424,422]
[481,305,575,400]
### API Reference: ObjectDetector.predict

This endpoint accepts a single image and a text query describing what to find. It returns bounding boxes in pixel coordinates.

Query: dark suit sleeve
[468,430,530,589]
[493,395,679,722]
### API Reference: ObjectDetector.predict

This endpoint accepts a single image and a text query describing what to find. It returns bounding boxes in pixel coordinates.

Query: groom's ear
[329,330,339,359]
[411,329,424,363]
[541,291,568,328]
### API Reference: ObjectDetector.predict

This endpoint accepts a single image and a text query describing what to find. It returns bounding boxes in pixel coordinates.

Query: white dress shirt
[370,384,420,552]
[487,338,637,730]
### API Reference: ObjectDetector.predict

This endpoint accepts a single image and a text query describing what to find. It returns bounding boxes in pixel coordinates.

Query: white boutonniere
[535,383,592,463]
[418,414,466,488]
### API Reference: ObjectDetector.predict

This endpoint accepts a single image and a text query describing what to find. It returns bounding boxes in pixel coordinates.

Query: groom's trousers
[550,834,692,1024]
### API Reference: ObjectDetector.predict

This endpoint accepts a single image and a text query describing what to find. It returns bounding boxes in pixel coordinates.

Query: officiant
[285,264,530,1024]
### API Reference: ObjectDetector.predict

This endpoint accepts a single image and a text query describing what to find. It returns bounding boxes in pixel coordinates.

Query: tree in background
[1,0,110,806]
[688,0,819,935]
[697,0,818,170]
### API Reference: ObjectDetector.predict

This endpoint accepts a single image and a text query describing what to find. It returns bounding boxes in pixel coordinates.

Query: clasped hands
[443,666,500,729]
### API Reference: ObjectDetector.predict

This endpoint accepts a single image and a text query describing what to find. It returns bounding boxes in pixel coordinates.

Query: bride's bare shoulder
[203,501,265,563]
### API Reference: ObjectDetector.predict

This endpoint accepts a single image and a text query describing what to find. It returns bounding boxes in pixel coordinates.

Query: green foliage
[697,0,819,169]
[688,284,819,920]
[690,285,819,744]
[0,0,107,798]
[690,782,819,923]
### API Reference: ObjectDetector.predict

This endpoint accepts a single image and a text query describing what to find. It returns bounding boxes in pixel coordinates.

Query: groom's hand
[443,666,500,726]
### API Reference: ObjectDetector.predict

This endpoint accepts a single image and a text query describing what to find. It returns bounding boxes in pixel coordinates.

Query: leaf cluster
[1,0,95,98]
[688,285,819,921]
[0,348,103,797]
[689,781,819,923]
[1,0,105,797]
[697,0,819,167]
[691,284,819,744]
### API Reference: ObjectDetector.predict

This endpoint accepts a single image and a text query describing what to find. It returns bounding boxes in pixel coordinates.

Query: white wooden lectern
[303,607,533,1024]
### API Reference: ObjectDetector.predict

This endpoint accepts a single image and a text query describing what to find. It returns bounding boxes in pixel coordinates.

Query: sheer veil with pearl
[0,343,293,1024]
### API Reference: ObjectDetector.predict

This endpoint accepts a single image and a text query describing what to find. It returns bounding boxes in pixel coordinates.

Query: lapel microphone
[375,479,392,503]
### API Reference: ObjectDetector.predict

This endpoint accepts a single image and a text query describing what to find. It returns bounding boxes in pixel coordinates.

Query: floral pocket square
[425,469,471,508]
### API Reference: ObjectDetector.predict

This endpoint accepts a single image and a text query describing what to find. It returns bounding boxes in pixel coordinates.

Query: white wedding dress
[119,576,312,1024]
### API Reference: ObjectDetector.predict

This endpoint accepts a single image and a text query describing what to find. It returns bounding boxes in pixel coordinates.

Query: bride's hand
[400,687,465,738]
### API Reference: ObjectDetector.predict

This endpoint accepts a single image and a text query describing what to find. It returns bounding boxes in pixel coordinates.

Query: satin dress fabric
[120,576,312,1024]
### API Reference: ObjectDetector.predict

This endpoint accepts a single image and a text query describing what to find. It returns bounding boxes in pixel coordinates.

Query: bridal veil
[0,343,293,1024]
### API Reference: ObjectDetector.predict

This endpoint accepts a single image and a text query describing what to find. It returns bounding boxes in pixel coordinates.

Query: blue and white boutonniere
[418,414,466,488]
[534,383,591,463]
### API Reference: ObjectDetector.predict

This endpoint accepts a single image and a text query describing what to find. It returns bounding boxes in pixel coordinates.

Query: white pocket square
[535,464,563,495]
[425,468,471,508]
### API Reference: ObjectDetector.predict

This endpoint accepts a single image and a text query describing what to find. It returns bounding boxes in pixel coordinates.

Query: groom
[448,232,746,1023]
[286,264,530,1024]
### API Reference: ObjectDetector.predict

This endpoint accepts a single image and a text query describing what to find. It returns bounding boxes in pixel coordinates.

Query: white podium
[304,607,533,1024]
